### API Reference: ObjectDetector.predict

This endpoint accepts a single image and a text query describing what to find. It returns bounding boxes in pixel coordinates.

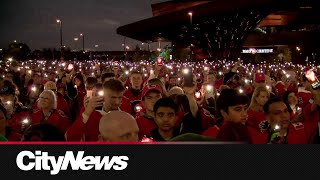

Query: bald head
[98,111,139,142]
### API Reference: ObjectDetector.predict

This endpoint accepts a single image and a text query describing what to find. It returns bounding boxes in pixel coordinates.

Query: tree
[132,44,142,62]
[4,42,31,60]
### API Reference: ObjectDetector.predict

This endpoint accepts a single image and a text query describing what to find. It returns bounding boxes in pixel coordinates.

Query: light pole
[188,12,193,26]
[56,19,63,57]
[80,33,85,52]
[74,37,79,51]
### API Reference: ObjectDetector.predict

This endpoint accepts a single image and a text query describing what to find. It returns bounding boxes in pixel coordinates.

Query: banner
[0,143,319,178]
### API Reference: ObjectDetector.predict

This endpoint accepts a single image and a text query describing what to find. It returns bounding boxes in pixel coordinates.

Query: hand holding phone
[86,90,93,98]
[183,68,194,87]
[304,69,320,89]
[95,90,104,111]
[205,85,215,98]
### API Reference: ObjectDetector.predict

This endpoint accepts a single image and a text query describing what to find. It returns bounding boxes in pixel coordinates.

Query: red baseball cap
[141,84,162,98]
[254,73,266,83]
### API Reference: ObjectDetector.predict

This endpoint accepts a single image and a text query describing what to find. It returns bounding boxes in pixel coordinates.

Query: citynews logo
[16,151,129,175]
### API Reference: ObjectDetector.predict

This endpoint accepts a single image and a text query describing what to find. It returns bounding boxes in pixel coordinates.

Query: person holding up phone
[65,79,127,141]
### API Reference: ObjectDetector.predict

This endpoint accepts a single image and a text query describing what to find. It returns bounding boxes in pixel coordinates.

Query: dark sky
[0,0,167,51]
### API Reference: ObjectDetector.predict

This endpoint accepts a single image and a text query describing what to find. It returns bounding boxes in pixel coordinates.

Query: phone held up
[183,68,194,87]
[304,69,320,90]
[94,83,104,111]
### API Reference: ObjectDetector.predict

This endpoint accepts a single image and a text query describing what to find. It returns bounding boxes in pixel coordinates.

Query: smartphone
[183,68,194,87]
[157,56,163,66]
[86,90,93,98]
[304,69,320,89]
[94,84,104,110]
[66,64,74,74]
[205,85,215,98]
[195,91,202,101]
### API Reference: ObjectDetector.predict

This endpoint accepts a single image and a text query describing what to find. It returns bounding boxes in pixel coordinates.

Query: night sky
[0,0,167,51]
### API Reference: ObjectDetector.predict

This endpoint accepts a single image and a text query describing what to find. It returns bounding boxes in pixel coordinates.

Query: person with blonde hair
[247,86,270,133]
[31,90,71,134]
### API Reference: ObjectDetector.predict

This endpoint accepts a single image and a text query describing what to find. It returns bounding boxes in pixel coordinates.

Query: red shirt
[302,103,319,123]
[136,113,157,139]
[123,88,142,103]
[202,125,220,138]
[57,94,71,118]
[248,122,318,144]
[217,121,251,143]
[31,109,71,134]
[198,107,216,131]
[8,111,31,134]
[247,109,267,132]
[120,96,133,115]
[65,110,103,142]
[297,88,312,109]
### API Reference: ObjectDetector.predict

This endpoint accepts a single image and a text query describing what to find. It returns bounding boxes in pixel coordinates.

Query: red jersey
[65,110,105,142]
[302,103,319,123]
[198,107,216,131]
[123,88,142,103]
[57,94,71,118]
[246,109,267,132]
[202,125,220,138]
[136,113,157,139]
[120,96,133,115]
[217,121,251,143]
[297,87,312,109]
[31,109,71,134]
[248,122,318,144]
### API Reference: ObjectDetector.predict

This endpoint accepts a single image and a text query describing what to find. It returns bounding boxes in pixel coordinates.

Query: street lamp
[74,37,79,51]
[80,33,85,52]
[56,19,63,58]
[188,12,193,25]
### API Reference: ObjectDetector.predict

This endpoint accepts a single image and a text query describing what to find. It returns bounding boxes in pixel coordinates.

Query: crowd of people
[0,57,319,143]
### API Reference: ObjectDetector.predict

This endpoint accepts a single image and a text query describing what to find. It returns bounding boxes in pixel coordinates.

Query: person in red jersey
[135,84,163,139]
[123,71,143,103]
[65,79,126,141]
[31,90,71,135]
[247,86,270,132]
[149,98,180,141]
[248,97,318,144]
[43,81,71,119]
[0,80,31,141]
[215,88,251,143]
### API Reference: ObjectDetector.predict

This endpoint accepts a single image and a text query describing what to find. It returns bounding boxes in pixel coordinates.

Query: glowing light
[266,85,271,90]
[135,105,142,112]
[98,90,104,97]
[206,85,213,92]
[22,119,29,124]
[195,92,201,99]
[31,86,36,92]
